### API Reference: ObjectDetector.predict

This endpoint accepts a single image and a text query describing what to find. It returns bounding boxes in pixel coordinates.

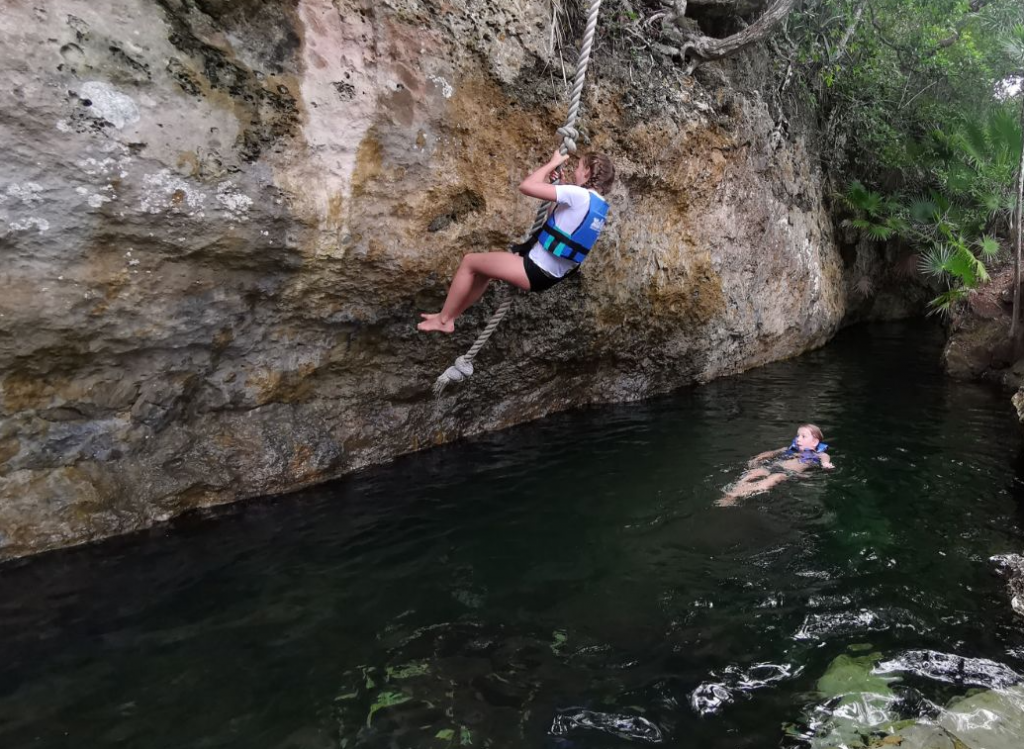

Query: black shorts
[511,242,571,294]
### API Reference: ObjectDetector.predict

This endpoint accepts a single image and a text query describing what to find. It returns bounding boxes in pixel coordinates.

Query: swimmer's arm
[748,447,787,466]
[520,149,570,201]
[820,452,835,470]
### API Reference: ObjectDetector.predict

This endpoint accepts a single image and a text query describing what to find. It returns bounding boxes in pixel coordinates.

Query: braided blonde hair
[580,153,615,195]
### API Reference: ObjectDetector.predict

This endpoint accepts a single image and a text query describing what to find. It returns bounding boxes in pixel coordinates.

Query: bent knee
[455,253,482,273]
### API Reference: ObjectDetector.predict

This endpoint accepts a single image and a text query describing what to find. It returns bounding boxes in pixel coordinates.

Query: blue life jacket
[784,439,829,464]
[536,191,609,264]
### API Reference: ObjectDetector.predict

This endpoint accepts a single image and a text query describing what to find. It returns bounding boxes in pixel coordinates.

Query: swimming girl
[417,148,616,333]
[720,424,835,504]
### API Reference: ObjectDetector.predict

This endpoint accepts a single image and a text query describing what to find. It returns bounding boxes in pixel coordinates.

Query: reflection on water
[690,662,798,715]
[875,650,1022,689]
[1,321,1024,748]
[551,709,664,743]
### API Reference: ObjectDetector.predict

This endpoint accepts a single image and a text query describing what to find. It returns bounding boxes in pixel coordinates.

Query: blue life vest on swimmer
[536,192,609,264]
[784,440,829,464]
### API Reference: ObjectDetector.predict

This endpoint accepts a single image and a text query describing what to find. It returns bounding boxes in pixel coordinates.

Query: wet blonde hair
[800,424,824,442]
[580,153,615,194]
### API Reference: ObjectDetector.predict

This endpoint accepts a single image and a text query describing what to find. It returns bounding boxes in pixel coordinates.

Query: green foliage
[917,243,953,279]
[978,235,1001,257]
[788,0,1024,310]
[365,690,411,727]
[929,287,972,316]
[840,105,1019,314]
[1003,24,1024,64]
[385,661,430,680]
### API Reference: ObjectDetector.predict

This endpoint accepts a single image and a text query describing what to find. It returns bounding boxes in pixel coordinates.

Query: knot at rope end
[556,126,579,154]
[432,355,474,398]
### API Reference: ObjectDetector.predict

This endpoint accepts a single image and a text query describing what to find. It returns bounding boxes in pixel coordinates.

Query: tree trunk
[659,0,799,74]
[1013,91,1024,353]
[830,0,866,67]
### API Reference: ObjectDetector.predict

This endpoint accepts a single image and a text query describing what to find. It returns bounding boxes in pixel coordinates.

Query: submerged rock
[935,685,1024,749]
[804,649,1024,749]
[990,554,1024,619]
[1,0,847,557]
[804,651,903,749]
[863,686,1024,749]
[875,724,962,749]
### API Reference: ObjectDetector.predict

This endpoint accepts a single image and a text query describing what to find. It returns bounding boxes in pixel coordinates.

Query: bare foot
[417,314,455,333]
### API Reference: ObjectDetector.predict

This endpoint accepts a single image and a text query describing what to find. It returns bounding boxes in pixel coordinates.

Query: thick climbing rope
[433,0,604,397]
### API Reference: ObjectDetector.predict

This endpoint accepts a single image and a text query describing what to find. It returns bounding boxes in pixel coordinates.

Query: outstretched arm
[519,149,570,201]
[748,446,787,467]
[820,453,835,470]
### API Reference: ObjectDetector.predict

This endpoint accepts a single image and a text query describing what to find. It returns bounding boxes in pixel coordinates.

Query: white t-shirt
[528,185,602,278]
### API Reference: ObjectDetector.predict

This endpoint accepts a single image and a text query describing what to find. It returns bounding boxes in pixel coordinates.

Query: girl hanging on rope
[417,148,616,333]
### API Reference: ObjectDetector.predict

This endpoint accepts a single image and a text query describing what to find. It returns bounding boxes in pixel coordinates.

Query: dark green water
[3,321,1024,749]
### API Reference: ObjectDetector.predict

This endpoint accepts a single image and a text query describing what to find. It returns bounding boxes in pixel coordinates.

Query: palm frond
[1003,24,1024,65]
[973,254,990,284]
[944,163,975,194]
[847,218,894,241]
[866,223,895,241]
[931,191,951,215]
[979,191,1005,214]
[977,235,1002,258]
[946,244,979,287]
[886,216,911,236]
[918,244,954,278]
[843,181,886,216]
[928,288,970,317]
[987,107,1021,157]
[909,197,940,224]
[957,121,990,169]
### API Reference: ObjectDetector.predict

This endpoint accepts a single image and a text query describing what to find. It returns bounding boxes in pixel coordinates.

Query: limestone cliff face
[0,0,844,558]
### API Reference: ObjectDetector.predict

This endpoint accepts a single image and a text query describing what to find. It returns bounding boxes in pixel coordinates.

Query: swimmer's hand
[823,463,836,470]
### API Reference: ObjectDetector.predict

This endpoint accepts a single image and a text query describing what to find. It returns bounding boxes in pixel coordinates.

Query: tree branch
[867,3,919,71]
[829,0,866,67]
[658,0,799,74]
[921,0,994,58]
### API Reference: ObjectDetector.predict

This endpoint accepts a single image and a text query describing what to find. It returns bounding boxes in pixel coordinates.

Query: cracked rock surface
[1,0,846,558]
